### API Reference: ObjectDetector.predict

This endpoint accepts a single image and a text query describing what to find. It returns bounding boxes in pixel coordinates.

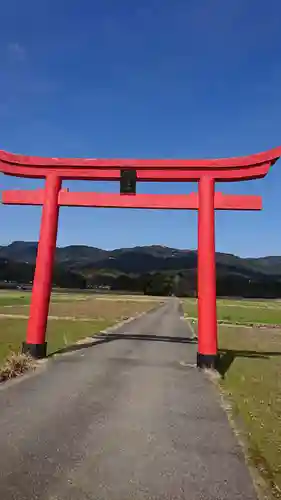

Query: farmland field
[0,291,163,364]
[182,297,281,326]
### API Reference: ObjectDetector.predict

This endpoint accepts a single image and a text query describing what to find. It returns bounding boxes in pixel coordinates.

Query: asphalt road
[0,299,257,500]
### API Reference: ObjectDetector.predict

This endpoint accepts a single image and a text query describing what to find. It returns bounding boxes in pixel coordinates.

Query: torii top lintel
[0,146,280,182]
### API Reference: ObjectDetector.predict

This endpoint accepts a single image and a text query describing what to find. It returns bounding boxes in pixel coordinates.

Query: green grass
[0,291,92,307]
[0,317,112,363]
[47,318,112,354]
[182,298,281,325]
[182,299,198,319]
[218,325,281,497]
[0,294,31,306]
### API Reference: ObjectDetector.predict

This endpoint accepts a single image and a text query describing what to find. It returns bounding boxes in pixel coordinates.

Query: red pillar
[197,175,218,369]
[23,175,61,358]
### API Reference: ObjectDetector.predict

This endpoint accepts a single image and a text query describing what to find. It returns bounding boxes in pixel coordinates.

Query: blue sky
[0,0,281,257]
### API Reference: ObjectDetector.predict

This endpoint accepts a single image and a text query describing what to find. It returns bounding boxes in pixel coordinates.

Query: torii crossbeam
[1,146,281,368]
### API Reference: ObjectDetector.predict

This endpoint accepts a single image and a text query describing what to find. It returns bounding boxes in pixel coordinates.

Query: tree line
[2,258,281,298]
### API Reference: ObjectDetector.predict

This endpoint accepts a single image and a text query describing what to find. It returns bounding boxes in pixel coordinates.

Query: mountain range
[1,241,281,297]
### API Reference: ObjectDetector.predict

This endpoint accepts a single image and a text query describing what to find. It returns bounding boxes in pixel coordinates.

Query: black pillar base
[197,352,218,370]
[22,342,47,359]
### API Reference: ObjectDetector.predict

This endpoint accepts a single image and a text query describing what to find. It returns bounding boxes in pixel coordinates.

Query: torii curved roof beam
[0,146,280,182]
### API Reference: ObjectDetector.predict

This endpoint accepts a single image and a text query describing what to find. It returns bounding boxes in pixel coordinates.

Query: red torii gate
[1,147,281,368]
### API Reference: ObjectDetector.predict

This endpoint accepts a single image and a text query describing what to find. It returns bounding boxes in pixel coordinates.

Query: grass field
[0,291,162,365]
[217,325,281,497]
[0,318,110,361]
[0,291,88,307]
[182,297,281,326]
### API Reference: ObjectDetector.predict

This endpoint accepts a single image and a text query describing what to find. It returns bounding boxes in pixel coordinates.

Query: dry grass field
[182,297,281,326]
[0,291,163,363]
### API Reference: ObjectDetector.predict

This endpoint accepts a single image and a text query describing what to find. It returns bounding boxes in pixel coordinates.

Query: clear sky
[0,0,281,257]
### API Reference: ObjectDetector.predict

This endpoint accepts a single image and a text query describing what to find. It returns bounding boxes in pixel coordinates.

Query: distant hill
[1,241,281,276]
[1,241,281,297]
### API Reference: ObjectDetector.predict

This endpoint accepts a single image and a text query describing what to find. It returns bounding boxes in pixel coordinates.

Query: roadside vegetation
[184,300,281,497]
[0,352,35,382]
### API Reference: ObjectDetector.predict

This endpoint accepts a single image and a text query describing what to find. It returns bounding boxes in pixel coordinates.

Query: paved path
[0,299,257,499]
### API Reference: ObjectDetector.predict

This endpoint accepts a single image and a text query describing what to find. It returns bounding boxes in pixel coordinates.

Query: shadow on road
[50,333,198,358]
[218,348,281,378]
